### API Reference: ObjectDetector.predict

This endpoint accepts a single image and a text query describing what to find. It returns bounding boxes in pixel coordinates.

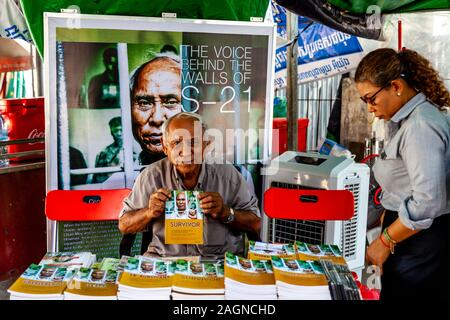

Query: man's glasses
[360,85,389,105]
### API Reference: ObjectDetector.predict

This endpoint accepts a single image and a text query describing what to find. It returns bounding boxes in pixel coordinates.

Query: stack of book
[8,264,77,300]
[117,256,174,300]
[271,256,332,300]
[64,267,119,300]
[172,260,225,300]
[320,260,362,300]
[247,241,297,260]
[224,252,277,300]
[8,251,96,300]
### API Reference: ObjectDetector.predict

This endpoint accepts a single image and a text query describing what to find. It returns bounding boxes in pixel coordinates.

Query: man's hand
[198,192,226,220]
[366,236,391,275]
[147,188,171,219]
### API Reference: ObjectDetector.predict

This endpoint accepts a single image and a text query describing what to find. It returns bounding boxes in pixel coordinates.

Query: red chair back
[45,189,130,221]
[264,188,354,221]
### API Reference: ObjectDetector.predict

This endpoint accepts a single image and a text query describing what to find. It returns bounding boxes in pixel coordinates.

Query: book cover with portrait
[8,264,76,297]
[165,190,204,245]
[247,241,297,260]
[38,251,96,269]
[271,256,329,287]
[118,256,175,289]
[172,259,224,293]
[224,252,275,286]
[295,241,346,265]
[64,267,119,298]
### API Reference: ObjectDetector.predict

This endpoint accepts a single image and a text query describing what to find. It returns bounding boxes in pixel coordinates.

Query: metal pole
[286,11,298,151]
[56,41,70,189]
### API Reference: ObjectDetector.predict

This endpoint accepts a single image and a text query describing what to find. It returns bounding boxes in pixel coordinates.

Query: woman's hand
[366,236,391,275]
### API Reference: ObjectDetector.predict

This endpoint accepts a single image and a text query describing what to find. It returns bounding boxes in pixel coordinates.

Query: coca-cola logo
[28,129,45,145]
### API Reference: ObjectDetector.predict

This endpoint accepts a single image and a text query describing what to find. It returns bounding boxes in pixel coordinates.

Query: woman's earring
[397,92,401,96]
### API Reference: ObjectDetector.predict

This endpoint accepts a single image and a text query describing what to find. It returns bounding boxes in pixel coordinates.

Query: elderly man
[175,192,188,217]
[119,112,261,259]
[129,53,183,165]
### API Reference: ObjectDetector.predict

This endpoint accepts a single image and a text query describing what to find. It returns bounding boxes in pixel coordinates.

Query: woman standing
[355,48,450,300]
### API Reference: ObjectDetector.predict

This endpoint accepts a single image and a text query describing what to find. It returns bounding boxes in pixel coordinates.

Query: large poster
[46,17,274,192]
[45,14,275,252]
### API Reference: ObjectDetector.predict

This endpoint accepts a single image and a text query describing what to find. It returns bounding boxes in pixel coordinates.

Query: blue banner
[274,24,363,73]
[271,1,363,85]
[272,1,363,69]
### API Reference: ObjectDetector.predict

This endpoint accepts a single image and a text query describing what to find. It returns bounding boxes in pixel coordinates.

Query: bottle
[0,115,9,167]
[317,137,355,159]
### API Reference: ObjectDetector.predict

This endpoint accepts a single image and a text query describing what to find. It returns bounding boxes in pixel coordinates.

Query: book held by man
[165,190,204,245]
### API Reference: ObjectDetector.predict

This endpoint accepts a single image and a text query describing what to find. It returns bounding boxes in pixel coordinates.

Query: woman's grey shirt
[373,92,450,230]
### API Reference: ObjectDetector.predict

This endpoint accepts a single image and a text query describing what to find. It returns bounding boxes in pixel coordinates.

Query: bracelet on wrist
[382,228,396,254]
[383,228,397,244]
[379,234,390,249]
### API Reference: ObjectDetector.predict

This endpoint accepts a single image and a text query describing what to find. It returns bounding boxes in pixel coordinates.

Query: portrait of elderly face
[162,113,209,177]
[307,244,322,255]
[188,209,197,219]
[39,268,56,278]
[190,263,203,274]
[285,260,299,270]
[239,258,252,270]
[91,270,105,281]
[130,56,182,160]
[176,192,186,211]
[140,261,154,273]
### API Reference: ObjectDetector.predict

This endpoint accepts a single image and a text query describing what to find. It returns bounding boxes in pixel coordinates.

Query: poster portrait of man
[129,46,183,166]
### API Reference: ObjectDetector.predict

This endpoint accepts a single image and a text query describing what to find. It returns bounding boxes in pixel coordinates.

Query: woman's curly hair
[355,48,450,110]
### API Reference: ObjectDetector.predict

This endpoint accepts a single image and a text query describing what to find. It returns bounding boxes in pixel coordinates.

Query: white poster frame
[44,13,276,251]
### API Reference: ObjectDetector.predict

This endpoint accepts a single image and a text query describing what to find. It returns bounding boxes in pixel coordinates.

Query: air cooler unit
[262,151,370,275]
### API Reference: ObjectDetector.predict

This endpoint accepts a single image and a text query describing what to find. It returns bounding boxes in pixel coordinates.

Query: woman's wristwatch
[222,207,235,224]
